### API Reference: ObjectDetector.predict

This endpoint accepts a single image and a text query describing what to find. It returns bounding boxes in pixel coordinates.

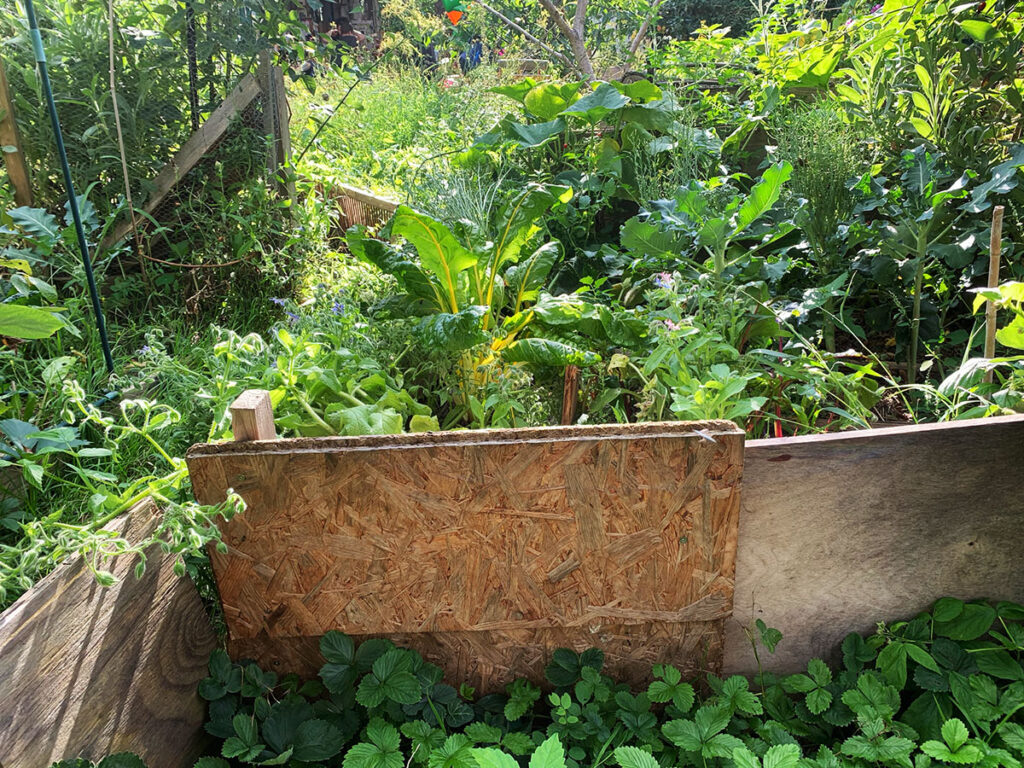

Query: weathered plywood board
[0,498,215,768]
[187,422,744,689]
[724,414,1024,676]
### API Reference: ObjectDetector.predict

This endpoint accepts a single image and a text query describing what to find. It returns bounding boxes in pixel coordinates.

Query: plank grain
[187,421,744,689]
[0,498,215,768]
[724,414,1024,675]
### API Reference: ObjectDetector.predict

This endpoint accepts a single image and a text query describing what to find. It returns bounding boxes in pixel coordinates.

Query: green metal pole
[23,0,115,374]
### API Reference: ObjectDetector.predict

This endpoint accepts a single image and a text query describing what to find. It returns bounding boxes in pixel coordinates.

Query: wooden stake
[561,365,580,425]
[984,205,1005,384]
[0,57,33,207]
[230,389,276,441]
[100,73,262,251]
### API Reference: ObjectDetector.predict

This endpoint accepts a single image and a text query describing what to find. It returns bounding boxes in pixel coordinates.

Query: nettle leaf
[321,631,357,693]
[402,721,445,764]
[429,734,476,768]
[648,665,695,713]
[763,744,802,768]
[292,720,348,768]
[614,746,659,768]
[721,675,763,715]
[935,604,997,641]
[96,755,147,768]
[758,620,783,653]
[473,748,520,768]
[356,649,423,707]
[505,678,541,721]
[344,741,404,768]
[998,722,1024,751]
[842,673,901,720]
[530,735,566,768]
[920,719,983,765]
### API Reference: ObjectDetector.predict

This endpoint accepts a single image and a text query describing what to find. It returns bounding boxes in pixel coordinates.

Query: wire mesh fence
[0,0,294,264]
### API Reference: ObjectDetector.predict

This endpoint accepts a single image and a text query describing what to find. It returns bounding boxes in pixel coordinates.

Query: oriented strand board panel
[187,422,744,689]
[724,414,1024,676]
[0,499,215,768]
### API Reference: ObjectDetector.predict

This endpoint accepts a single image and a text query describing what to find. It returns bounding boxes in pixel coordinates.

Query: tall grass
[290,63,507,196]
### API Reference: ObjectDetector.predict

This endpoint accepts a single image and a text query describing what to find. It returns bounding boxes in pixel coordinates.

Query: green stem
[293,390,336,434]
[909,256,925,386]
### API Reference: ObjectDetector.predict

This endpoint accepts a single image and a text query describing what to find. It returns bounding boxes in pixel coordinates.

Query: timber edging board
[0,498,215,768]
[723,413,1024,675]
[186,421,745,692]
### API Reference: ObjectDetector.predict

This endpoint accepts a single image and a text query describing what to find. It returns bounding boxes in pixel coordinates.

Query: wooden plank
[334,183,398,211]
[723,414,1024,675]
[271,65,295,200]
[0,57,32,207]
[0,498,215,768]
[561,365,580,425]
[101,73,261,250]
[186,421,744,689]
[230,389,276,441]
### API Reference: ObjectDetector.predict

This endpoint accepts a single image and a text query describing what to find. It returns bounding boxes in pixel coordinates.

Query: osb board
[0,498,215,768]
[187,421,744,689]
[723,414,1024,676]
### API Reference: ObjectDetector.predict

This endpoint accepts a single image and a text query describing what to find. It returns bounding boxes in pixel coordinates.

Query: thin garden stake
[23,0,115,374]
[983,205,1005,384]
[107,0,146,278]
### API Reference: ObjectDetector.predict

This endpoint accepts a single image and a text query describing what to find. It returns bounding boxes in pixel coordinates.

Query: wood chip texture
[187,421,744,690]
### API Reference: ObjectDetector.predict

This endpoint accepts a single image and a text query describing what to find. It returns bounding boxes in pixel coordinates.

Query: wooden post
[561,365,580,425]
[230,389,276,441]
[0,57,33,207]
[100,73,262,250]
[984,205,1005,384]
[258,50,294,201]
[271,63,294,201]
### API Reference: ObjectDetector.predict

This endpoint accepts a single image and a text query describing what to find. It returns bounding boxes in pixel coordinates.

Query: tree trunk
[538,0,595,80]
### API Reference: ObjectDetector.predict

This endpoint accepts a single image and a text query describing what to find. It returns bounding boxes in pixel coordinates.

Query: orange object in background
[446,9,463,24]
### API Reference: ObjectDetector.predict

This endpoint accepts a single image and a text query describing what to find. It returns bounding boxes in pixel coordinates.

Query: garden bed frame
[187,391,746,691]
[2,410,1022,767]
[0,499,215,768]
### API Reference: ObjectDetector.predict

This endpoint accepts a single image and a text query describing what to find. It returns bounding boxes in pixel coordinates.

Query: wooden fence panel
[186,421,744,691]
[724,414,1024,675]
[0,499,215,768]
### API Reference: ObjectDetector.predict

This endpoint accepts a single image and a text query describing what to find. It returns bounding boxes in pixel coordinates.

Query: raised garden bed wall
[723,414,1024,675]
[186,400,745,692]
[0,498,215,768]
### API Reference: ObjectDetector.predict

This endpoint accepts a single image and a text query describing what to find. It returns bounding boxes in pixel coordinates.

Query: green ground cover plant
[52,597,1024,768]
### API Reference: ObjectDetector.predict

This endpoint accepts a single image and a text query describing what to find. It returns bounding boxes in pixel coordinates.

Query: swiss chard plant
[347,184,646,424]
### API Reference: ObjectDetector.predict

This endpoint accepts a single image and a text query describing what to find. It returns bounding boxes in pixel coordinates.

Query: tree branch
[538,0,594,79]
[476,0,574,70]
[628,0,669,58]
[572,0,588,40]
